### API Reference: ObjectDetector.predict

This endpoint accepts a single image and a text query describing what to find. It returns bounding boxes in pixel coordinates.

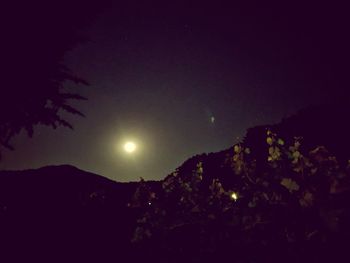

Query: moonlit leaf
[277,138,284,145]
[281,178,300,192]
[299,191,314,207]
[293,151,301,159]
[266,137,273,145]
[234,145,241,153]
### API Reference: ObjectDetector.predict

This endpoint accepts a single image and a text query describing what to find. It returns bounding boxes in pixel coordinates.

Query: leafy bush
[130,130,350,262]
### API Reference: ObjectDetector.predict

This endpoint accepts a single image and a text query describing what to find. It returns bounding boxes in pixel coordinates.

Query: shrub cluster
[130,130,350,262]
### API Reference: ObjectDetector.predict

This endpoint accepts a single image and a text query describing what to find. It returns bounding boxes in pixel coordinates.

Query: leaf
[60,104,85,117]
[299,191,314,207]
[234,145,241,153]
[293,166,303,173]
[311,167,318,174]
[292,151,301,159]
[294,141,301,149]
[56,118,73,129]
[191,205,201,213]
[277,138,285,145]
[262,192,269,200]
[269,146,281,161]
[248,200,256,208]
[59,93,87,100]
[266,137,273,145]
[150,192,156,199]
[281,178,300,192]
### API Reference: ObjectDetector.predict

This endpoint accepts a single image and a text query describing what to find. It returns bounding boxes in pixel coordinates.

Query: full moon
[124,141,136,153]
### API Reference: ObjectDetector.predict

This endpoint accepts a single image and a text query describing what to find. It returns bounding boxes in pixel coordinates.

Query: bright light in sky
[124,141,136,153]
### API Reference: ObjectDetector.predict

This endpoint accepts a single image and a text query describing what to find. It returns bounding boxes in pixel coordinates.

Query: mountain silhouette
[0,165,157,262]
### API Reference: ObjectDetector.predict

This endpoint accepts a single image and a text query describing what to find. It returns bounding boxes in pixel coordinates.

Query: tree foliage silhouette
[1,1,110,155]
[131,130,350,263]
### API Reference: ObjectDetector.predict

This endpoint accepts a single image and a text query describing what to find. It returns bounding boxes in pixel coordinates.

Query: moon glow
[124,141,136,153]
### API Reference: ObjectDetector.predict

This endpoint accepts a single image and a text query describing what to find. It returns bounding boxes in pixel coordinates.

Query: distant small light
[148,201,152,206]
[210,116,215,123]
[231,192,238,201]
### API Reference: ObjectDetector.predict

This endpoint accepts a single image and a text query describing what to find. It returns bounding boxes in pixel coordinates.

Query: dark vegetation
[129,104,350,263]
[1,0,110,156]
[0,105,350,262]
[0,165,140,262]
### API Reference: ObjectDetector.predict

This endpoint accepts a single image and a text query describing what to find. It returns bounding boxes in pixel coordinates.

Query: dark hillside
[0,165,153,262]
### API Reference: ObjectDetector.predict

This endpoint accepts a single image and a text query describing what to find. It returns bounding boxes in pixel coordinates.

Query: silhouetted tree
[1,1,110,156]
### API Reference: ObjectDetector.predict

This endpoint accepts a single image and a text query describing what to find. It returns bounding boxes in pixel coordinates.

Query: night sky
[1,1,349,181]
